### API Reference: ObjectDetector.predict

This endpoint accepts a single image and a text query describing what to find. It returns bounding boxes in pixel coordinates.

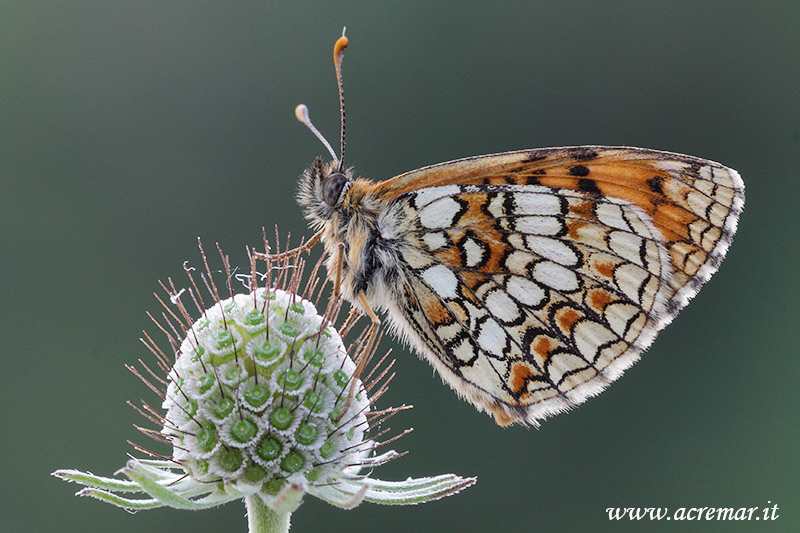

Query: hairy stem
[245,495,291,533]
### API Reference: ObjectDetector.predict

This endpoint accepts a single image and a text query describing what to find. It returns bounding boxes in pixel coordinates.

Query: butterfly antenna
[295,29,349,169]
[295,104,338,165]
[333,28,348,172]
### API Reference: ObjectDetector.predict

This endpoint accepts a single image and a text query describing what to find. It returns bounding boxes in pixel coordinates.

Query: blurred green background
[2,2,798,532]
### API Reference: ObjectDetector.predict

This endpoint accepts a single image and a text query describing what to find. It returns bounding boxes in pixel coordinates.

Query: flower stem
[245,495,291,533]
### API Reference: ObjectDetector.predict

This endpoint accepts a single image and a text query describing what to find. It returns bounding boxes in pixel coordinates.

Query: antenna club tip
[295,104,308,123]
[334,35,348,58]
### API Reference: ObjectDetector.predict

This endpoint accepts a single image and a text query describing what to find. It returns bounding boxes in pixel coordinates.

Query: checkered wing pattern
[376,146,743,425]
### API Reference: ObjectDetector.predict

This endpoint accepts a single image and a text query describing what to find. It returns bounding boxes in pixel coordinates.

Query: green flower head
[54,238,475,532]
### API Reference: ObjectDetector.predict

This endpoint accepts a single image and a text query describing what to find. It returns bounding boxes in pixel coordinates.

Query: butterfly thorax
[297,158,402,307]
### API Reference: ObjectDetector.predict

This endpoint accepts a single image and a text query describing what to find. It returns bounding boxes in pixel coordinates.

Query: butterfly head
[297,157,354,228]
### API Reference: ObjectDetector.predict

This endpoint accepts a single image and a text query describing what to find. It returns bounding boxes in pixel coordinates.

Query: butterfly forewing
[361,146,743,425]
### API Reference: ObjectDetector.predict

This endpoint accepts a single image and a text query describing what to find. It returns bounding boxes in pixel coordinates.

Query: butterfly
[288,33,744,427]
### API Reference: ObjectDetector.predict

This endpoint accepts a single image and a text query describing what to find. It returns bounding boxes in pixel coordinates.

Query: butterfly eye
[322,172,348,206]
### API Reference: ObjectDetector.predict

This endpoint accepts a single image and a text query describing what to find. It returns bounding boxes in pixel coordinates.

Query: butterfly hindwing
[370,147,743,425]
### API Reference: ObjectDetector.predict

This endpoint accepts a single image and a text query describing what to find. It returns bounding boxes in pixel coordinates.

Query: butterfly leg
[333,242,345,296]
[253,229,323,263]
[336,292,381,420]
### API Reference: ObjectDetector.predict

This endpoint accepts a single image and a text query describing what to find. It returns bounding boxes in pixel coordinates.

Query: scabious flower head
[54,236,475,531]
[165,284,371,504]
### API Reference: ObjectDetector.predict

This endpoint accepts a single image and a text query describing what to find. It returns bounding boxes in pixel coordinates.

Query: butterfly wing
[371,146,743,426]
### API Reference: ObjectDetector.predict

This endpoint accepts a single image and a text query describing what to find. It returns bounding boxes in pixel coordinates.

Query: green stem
[245,495,291,533]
